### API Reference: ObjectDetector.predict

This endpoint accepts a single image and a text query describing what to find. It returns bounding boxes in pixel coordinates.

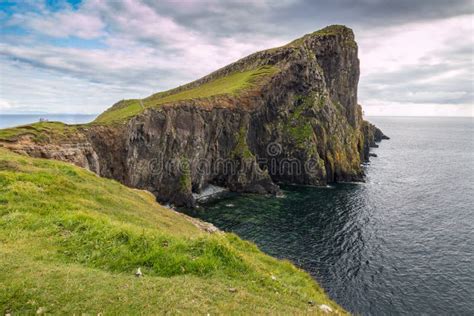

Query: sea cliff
[0,25,387,208]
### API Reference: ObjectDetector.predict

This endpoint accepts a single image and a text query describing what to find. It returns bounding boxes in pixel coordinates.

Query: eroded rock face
[121,106,279,207]
[1,25,387,207]
[1,134,101,174]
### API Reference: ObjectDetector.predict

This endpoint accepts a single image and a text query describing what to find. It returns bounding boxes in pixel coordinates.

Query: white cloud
[358,14,474,116]
[0,99,13,110]
[10,9,105,39]
[0,57,148,114]
[364,101,474,117]
[358,15,473,74]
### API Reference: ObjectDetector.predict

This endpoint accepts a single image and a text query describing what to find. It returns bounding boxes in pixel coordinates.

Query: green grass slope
[94,66,278,124]
[0,148,344,315]
[0,122,81,143]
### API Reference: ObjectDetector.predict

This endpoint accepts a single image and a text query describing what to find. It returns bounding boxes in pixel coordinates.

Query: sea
[0,114,97,129]
[181,117,474,315]
[1,114,473,315]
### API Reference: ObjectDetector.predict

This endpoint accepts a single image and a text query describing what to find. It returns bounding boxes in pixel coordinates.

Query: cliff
[0,25,387,207]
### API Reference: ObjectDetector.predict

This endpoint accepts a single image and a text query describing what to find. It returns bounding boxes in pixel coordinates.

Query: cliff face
[0,25,387,207]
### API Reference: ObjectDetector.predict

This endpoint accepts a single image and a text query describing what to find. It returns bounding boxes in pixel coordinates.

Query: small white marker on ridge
[135,267,143,277]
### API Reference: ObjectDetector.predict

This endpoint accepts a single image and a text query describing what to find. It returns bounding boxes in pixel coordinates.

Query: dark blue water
[0,114,97,129]
[182,117,474,315]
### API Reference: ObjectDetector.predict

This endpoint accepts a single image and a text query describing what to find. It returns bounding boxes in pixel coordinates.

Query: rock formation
[0,25,387,207]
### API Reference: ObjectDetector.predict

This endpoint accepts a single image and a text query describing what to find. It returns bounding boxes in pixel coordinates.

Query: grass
[0,148,344,314]
[93,99,144,125]
[94,66,279,124]
[0,121,81,143]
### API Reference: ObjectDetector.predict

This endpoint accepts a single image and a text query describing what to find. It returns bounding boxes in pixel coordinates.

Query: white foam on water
[193,184,228,202]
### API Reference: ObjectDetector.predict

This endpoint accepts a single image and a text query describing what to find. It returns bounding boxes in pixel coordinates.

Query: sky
[0,0,472,116]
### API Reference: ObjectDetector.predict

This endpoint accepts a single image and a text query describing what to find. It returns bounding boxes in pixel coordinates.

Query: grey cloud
[274,0,473,32]
[134,0,473,39]
[361,65,473,105]
[359,21,473,107]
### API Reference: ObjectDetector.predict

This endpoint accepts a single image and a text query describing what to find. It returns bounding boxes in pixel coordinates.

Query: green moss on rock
[232,127,254,159]
[283,93,325,148]
[178,158,192,192]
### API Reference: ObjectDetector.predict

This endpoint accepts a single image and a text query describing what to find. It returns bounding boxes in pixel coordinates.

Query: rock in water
[0,25,387,207]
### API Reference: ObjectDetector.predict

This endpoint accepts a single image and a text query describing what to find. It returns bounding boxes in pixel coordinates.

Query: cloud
[0,99,13,110]
[29,11,104,39]
[0,56,146,114]
[362,101,474,117]
[0,0,472,116]
[1,0,286,99]
[273,0,473,34]
[9,4,105,39]
[357,14,473,114]
[0,0,286,114]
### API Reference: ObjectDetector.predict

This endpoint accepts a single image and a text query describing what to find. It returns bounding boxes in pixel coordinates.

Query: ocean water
[0,114,97,129]
[181,117,474,315]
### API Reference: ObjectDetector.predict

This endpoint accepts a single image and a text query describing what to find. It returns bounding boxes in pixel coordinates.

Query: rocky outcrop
[0,133,101,174]
[1,25,387,207]
[362,120,390,158]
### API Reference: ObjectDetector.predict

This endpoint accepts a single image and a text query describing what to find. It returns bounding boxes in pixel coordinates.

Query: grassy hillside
[94,66,278,124]
[0,122,81,143]
[0,148,344,314]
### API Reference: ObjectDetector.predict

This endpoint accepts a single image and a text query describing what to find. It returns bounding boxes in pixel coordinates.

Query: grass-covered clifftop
[95,65,278,124]
[0,147,344,314]
[0,121,82,143]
